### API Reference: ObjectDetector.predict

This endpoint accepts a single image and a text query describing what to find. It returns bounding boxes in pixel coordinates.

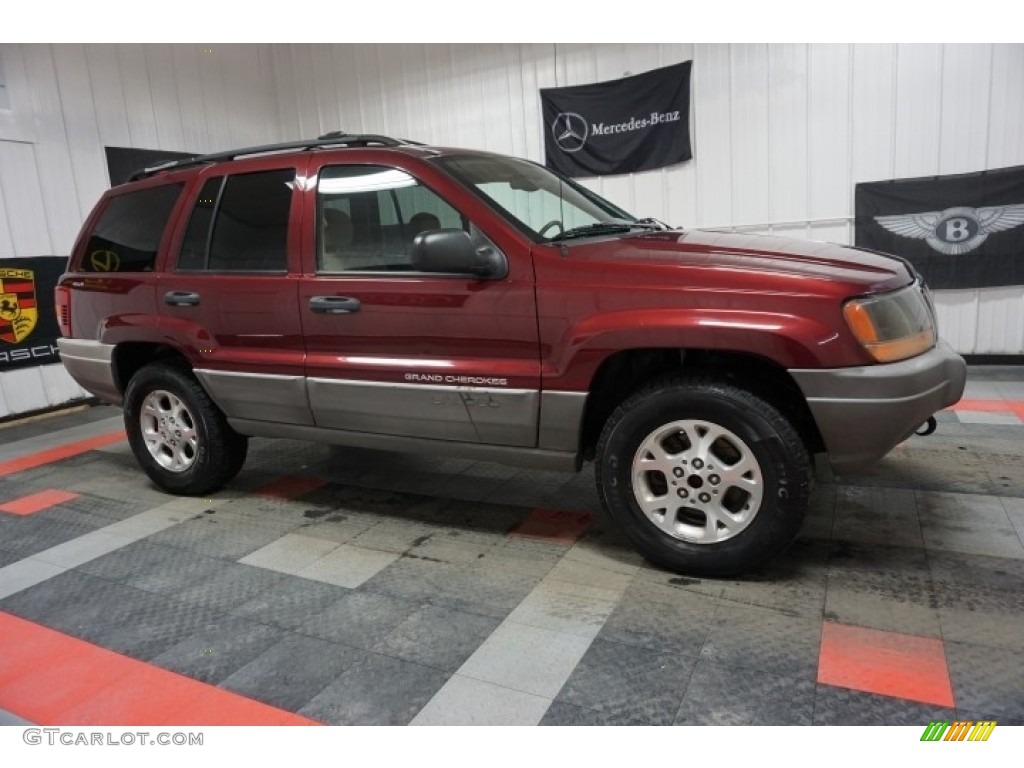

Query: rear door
[159,157,312,426]
[298,155,540,445]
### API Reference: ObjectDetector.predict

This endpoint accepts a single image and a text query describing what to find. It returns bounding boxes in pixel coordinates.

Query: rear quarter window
[80,184,183,272]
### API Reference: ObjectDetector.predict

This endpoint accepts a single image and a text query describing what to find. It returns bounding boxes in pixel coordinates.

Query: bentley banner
[540,61,692,178]
[855,165,1024,289]
[0,256,65,371]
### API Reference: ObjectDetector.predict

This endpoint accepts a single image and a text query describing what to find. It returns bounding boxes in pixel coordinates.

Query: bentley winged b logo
[552,112,589,153]
[874,204,1024,256]
[0,268,38,345]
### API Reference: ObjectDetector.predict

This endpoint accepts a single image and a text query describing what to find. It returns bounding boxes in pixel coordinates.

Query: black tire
[123,363,248,495]
[594,375,811,577]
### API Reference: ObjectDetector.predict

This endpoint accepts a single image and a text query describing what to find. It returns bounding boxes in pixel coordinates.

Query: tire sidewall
[124,365,220,495]
[597,383,808,575]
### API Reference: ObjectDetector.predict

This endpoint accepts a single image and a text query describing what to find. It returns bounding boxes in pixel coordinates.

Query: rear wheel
[123,363,248,495]
[595,375,811,576]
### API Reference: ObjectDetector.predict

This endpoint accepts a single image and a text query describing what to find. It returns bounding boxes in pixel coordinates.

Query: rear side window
[177,169,295,272]
[82,184,183,272]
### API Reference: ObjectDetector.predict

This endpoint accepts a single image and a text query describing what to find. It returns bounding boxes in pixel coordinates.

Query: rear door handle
[164,291,201,307]
[309,296,361,314]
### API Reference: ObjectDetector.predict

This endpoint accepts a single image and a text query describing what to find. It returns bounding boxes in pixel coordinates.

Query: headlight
[843,283,936,363]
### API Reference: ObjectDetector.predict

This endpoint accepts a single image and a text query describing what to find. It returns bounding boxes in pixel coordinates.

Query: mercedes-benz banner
[541,61,692,178]
[855,165,1024,289]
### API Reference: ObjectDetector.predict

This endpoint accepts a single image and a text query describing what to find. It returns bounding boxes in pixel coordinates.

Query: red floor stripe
[0,430,127,478]
[0,489,81,516]
[0,612,319,726]
[817,621,954,708]
[257,474,328,500]
[950,399,1024,421]
[509,507,594,543]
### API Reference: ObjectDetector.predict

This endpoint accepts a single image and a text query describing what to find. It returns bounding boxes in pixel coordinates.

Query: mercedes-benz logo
[552,112,588,153]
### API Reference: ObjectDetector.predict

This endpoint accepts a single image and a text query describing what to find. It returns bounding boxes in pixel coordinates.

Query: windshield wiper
[635,217,672,230]
[547,222,642,242]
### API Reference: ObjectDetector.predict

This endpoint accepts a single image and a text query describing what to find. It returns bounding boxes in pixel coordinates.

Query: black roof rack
[127,132,421,182]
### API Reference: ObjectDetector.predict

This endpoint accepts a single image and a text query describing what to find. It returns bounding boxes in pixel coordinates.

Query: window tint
[318,165,466,272]
[177,169,294,272]
[82,184,183,272]
[178,178,221,271]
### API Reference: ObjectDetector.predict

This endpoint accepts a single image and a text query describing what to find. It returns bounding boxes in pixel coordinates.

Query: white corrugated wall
[270,42,1024,356]
[0,43,283,418]
[1,43,1022,418]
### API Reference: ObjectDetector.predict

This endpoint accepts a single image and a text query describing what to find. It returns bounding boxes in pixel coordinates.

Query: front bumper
[789,341,966,473]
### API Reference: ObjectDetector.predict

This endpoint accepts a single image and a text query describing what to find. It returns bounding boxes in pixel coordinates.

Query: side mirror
[410,229,507,279]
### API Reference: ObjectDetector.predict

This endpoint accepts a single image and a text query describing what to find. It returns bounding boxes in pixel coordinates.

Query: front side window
[437,154,638,241]
[317,165,467,273]
[82,184,183,272]
[177,169,294,272]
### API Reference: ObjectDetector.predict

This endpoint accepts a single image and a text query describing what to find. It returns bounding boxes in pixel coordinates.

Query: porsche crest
[0,268,38,344]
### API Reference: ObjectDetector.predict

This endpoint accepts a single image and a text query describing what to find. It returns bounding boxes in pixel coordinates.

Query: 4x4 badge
[0,268,38,344]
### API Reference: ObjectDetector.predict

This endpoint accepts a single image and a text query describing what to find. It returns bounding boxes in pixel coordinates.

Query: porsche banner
[541,61,692,178]
[0,257,65,371]
[855,165,1024,289]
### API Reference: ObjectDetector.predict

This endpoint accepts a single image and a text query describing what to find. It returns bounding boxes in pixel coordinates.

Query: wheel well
[578,348,825,462]
[113,343,192,395]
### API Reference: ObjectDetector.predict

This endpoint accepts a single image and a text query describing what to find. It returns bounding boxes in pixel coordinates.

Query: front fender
[542,308,860,390]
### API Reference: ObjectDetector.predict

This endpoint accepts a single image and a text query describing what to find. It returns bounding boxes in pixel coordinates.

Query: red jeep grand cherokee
[55,133,966,575]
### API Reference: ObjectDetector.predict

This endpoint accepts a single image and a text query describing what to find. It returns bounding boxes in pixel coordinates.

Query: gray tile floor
[0,366,1022,726]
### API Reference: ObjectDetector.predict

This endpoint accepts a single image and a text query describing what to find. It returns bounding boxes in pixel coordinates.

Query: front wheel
[123,363,248,495]
[595,376,811,577]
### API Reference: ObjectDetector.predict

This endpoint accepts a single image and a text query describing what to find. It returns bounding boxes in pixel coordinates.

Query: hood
[560,228,914,295]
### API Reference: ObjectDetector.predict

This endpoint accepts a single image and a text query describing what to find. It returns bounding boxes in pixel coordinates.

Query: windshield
[436,154,639,241]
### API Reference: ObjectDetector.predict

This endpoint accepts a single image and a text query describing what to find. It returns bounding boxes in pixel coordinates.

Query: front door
[298,159,539,445]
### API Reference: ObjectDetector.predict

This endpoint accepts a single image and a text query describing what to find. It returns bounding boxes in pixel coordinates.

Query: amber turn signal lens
[843,285,936,364]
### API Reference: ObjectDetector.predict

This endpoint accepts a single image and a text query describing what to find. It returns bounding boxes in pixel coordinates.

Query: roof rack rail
[126,132,417,182]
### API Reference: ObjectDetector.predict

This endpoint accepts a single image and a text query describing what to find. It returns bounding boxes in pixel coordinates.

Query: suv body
[56,134,966,575]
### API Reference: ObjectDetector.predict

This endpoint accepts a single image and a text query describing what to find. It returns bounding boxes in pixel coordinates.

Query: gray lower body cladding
[789,341,967,473]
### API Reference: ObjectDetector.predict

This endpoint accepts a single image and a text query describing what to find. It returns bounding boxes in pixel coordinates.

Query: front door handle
[164,291,201,307]
[309,296,361,314]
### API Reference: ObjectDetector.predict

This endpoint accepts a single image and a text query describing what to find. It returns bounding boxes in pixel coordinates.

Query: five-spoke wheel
[595,376,811,576]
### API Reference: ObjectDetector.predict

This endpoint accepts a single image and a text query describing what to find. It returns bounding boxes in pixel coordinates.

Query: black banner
[855,165,1024,289]
[541,61,692,178]
[105,146,194,187]
[0,256,66,371]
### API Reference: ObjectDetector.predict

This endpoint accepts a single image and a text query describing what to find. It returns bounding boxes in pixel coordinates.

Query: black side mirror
[410,229,507,279]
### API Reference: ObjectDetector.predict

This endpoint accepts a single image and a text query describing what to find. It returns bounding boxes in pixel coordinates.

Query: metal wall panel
[85,46,131,151]
[0,43,285,417]
[146,45,187,152]
[0,142,51,257]
[939,44,992,176]
[2,42,1024,419]
[729,44,770,228]
[20,45,82,256]
[973,286,1024,355]
[850,43,896,187]
[768,45,809,224]
[190,42,1024,355]
[692,43,734,228]
[988,45,1024,170]
[893,44,944,179]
